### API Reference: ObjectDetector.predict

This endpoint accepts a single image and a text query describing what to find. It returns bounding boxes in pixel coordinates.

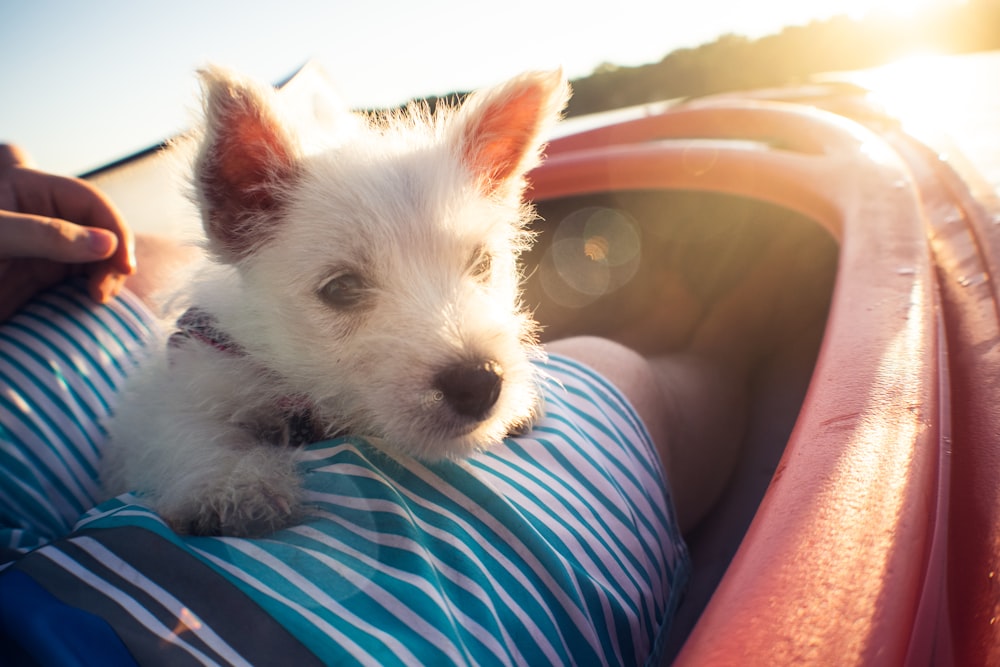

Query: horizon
[1,0,965,175]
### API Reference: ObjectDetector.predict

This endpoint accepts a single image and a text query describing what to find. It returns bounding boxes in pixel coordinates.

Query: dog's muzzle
[433,360,503,421]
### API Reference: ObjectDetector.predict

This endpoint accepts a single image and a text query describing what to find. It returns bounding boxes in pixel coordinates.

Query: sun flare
[863,0,949,18]
[765,0,961,21]
[850,51,961,139]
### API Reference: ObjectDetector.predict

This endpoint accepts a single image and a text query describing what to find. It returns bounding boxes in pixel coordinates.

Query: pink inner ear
[200,87,297,260]
[206,110,294,211]
[462,82,550,194]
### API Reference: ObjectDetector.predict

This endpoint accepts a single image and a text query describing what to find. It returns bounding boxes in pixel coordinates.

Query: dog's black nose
[434,360,503,420]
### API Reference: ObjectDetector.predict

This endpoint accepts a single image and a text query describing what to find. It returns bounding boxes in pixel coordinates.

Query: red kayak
[526,86,1000,666]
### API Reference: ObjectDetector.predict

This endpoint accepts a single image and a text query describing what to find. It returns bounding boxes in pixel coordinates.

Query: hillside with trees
[566,0,1000,115]
[422,0,1000,117]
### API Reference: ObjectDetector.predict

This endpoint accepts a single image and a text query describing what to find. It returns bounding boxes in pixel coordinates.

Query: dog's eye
[318,272,369,310]
[469,247,493,282]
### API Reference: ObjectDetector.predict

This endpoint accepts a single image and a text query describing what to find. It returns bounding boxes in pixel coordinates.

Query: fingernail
[88,230,117,257]
[126,238,137,273]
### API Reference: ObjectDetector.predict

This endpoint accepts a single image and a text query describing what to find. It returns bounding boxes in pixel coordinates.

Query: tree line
[422,0,1000,117]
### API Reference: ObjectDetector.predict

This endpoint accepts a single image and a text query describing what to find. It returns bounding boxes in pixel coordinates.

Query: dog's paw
[163,450,304,538]
[178,485,300,538]
[181,494,301,538]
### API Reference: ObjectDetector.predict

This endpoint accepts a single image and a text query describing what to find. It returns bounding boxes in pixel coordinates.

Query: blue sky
[1,0,951,175]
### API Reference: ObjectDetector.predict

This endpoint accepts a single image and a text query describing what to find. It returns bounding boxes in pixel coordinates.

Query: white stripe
[2,527,45,555]
[295,509,524,667]
[297,440,356,462]
[478,450,649,661]
[495,445,646,662]
[221,540,427,665]
[407,461,605,659]
[15,305,121,399]
[528,410,651,509]
[489,436,654,589]
[39,547,222,666]
[0,386,97,514]
[45,290,138,361]
[1,323,108,449]
[548,356,652,451]
[496,425,668,610]
[556,355,680,594]
[541,367,673,607]
[276,525,475,666]
[88,496,656,663]
[0,463,66,531]
[87,288,158,347]
[71,536,253,667]
[313,459,597,665]
[537,377,674,589]
[0,343,96,446]
[501,361,673,659]
[195,543,408,666]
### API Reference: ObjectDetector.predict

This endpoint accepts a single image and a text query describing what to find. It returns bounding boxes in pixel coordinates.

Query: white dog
[103,66,570,537]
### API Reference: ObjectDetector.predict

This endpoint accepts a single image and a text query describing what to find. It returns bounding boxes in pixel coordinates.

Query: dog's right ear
[194,66,300,263]
[454,70,570,200]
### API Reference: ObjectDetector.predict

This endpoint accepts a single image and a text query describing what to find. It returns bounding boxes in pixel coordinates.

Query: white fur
[103,67,570,537]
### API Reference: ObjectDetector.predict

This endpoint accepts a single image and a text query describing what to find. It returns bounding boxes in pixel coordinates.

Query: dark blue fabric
[0,570,137,667]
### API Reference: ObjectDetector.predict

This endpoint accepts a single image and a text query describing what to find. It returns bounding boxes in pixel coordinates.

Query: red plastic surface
[529,100,1000,665]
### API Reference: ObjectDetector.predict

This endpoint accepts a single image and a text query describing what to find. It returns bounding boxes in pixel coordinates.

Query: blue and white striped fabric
[0,283,689,666]
[0,282,157,555]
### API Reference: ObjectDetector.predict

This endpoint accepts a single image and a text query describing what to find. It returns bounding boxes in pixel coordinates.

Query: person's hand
[0,144,135,321]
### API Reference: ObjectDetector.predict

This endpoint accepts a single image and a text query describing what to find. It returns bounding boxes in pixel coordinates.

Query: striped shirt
[0,283,689,666]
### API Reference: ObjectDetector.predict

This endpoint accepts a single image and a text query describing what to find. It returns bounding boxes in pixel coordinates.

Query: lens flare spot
[584,235,610,262]
[539,206,642,308]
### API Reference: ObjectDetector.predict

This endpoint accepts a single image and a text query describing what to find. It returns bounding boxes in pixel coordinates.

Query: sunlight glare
[852,52,958,141]
[864,0,948,18]
[761,0,958,22]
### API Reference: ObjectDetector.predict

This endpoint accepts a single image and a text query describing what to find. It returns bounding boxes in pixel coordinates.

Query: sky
[1,0,957,175]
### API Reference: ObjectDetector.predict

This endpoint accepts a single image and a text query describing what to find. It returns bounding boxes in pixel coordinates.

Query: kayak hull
[527,92,1000,665]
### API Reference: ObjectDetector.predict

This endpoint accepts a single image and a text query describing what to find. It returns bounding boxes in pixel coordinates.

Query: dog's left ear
[195,66,300,262]
[455,70,570,199]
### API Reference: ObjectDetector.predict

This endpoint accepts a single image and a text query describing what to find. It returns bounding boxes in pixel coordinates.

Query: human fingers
[0,210,119,262]
[85,261,128,304]
[8,167,136,275]
[44,173,136,275]
[0,144,33,170]
[57,176,137,277]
